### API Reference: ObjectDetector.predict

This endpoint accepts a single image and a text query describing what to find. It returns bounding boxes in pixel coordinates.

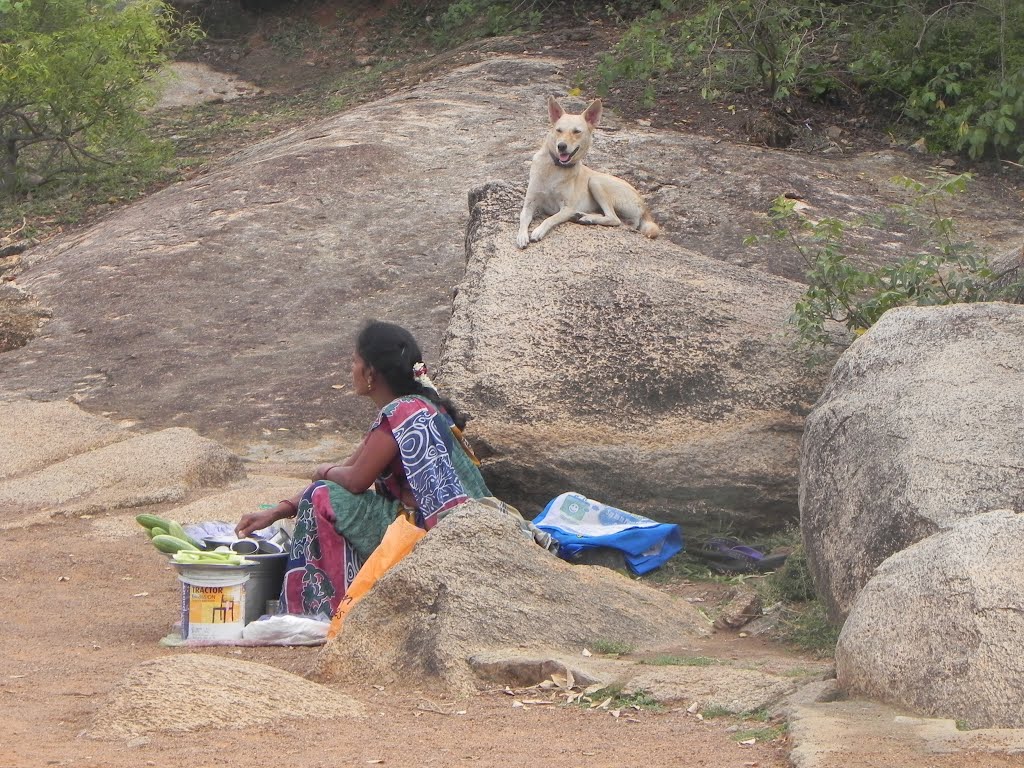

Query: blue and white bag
[533,492,683,575]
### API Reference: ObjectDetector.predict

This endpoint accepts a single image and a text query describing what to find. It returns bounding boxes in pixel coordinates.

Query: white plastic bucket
[176,564,250,642]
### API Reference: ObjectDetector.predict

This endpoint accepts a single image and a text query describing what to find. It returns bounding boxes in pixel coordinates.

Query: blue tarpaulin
[534,492,683,575]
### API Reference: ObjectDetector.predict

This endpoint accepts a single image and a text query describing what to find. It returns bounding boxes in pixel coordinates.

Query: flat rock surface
[151,62,260,110]
[86,654,363,740]
[467,648,813,713]
[1,54,1019,468]
[789,699,1024,768]
[0,399,131,479]
[0,421,244,521]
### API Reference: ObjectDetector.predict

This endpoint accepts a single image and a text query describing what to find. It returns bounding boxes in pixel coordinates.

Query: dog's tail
[639,210,660,239]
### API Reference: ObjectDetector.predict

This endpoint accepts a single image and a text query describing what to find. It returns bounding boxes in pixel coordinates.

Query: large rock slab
[467,649,801,713]
[800,302,1024,621]
[0,399,130,480]
[442,182,827,529]
[788,698,1024,768]
[86,654,363,740]
[836,510,1024,729]
[2,54,1020,465]
[0,57,569,453]
[0,427,244,521]
[314,502,710,693]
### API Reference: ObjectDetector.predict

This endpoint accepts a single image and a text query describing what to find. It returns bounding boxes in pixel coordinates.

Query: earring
[366,378,373,392]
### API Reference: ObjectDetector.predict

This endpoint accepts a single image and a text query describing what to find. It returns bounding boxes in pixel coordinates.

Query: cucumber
[171,550,251,566]
[146,526,168,539]
[136,513,172,531]
[166,520,205,550]
[151,534,199,554]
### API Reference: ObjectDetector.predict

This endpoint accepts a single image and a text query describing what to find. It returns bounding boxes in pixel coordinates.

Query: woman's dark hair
[356,320,467,430]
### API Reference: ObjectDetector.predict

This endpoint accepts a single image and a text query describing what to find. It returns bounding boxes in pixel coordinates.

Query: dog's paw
[529,227,546,243]
[576,213,595,225]
[515,231,530,249]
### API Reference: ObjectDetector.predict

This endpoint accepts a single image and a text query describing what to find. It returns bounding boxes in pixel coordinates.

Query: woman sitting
[235,320,491,617]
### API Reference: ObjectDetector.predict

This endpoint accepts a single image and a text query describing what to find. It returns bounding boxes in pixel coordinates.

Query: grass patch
[0,140,180,237]
[779,666,817,678]
[700,705,734,719]
[701,706,787,742]
[735,723,788,742]
[262,17,325,58]
[584,685,662,711]
[641,655,721,667]
[588,639,634,656]
[775,600,841,657]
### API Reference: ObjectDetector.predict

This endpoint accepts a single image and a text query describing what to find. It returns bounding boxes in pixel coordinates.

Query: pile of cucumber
[135,514,253,567]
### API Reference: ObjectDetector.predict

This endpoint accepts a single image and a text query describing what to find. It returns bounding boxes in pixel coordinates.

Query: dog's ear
[583,99,603,128]
[547,95,565,124]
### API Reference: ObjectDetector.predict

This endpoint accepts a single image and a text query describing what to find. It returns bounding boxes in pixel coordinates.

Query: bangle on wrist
[323,465,341,481]
[279,499,298,517]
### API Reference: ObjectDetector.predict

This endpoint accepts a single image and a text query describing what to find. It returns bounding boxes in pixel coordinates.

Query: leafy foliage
[761,173,1024,350]
[598,0,845,104]
[849,0,1024,163]
[0,0,199,197]
[596,0,1024,162]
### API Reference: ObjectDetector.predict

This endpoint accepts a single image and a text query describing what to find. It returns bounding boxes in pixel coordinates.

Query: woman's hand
[313,463,338,482]
[235,504,289,538]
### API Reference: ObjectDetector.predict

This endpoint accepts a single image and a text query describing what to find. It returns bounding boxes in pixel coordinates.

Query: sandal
[690,536,789,574]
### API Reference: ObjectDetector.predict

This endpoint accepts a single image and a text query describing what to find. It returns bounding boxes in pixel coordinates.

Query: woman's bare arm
[313,428,398,493]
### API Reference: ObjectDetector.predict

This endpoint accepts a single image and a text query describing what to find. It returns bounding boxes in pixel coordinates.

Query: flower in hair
[413,361,437,391]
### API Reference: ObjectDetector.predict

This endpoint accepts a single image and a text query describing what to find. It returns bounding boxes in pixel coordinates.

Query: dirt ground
[2,515,808,768]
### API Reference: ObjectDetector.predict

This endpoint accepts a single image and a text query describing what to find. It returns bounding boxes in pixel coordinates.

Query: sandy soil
[1,515,805,768]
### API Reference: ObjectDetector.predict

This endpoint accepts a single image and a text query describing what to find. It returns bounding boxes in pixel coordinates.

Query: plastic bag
[327,515,426,639]
[534,492,683,575]
[241,614,331,646]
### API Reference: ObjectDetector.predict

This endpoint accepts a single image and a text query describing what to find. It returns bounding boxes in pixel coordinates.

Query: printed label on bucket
[182,583,245,641]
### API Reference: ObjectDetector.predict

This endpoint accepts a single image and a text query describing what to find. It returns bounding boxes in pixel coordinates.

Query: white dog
[516,95,659,248]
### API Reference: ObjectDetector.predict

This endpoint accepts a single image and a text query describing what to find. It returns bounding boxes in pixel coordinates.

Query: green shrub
[757,173,1024,351]
[431,0,545,45]
[777,600,840,655]
[0,0,200,197]
[849,0,1024,163]
[598,0,845,103]
[596,1,1022,163]
[763,542,817,603]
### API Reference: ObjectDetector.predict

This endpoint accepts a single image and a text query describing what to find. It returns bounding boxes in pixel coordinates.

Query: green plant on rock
[0,0,200,198]
[762,172,1024,350]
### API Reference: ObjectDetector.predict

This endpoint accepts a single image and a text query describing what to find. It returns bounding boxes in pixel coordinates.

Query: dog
[516,95,660,249]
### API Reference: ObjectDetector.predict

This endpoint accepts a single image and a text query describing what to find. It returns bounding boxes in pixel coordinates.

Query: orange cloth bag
[327,515,426,639]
